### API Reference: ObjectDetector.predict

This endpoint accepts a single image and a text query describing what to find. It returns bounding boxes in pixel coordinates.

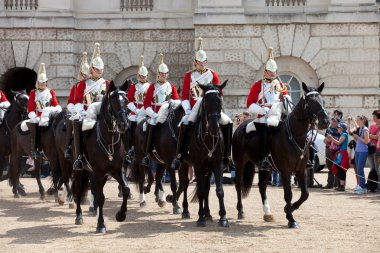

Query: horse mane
[52,110,67,131]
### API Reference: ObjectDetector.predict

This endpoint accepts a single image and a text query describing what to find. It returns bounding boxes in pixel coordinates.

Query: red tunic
[181,70,221,107]
[27,89,59,117]
[246,80,288,106]
[72,79,110,105]
[143,83,179,113]
[67,83,78,105]
[127,84,145,110]
[331,150,350,175]
[0,91,9,103]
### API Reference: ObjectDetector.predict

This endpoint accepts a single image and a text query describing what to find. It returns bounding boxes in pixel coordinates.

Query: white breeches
[82,102,102,131]
[246,102,284,133]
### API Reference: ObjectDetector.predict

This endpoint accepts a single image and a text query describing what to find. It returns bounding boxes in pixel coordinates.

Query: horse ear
[219,80,228,90]
[317,82,325,93]
[120,79,131,92]
[177,85,182,94]
[302,82,309,93]
[108,80,116,93]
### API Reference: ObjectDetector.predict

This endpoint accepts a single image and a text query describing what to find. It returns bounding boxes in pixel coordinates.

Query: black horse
[9,112,62,200]
[232,82,329,228]
[71,81,129,234]
[0,92,28,182]
[184,82,229,227]
[133,101,187,214]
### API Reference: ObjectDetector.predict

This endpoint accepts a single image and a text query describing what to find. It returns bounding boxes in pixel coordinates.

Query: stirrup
[171,157,181,170]
[73,158,84,171]
[126,148,135,161]
[141,154,150,167]
[64,147,72,159]
[260,158,271,171]
[32,151,43,160]
[306,160,314,169]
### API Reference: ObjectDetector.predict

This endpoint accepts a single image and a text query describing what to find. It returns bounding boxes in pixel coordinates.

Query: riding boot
[220,122,236,171]
[27,122,43,160]
[171,123,188,170]
[258,124,271,170]
[306,142,316,169]
[124,121,137,165]
[72,120,84,171]
[63,119,73,159]
[141,124,155,167]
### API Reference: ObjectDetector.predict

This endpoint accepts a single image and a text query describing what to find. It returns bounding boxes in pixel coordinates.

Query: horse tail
[241,161,255,198]
[190,185,199,203]
[71,170,90,204]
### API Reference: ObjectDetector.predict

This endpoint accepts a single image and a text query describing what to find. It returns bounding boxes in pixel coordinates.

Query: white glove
[152,113,158,118]
[181,100,192,115]
[67,103,75,113]
[145,107,158,118]
[28,111,37,119]
[127,102,138,113]
[262,107,270,114]
[135,108,141,115]
[248,103,267,115]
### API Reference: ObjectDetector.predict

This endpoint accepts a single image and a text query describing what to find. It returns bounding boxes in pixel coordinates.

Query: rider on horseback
[25,63,61,160]
[171,37,234,171]
[0,90,10,125]
[246,47,291,170]
[64,52,91,159]
[125,55,150,164]
[141,53,180,167]
[68,43,110,171]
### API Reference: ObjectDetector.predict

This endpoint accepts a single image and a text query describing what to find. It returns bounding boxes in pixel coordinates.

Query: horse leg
[138,163,146,207]
[195,170,206,227]
[167,169,181,214]
[291,169,309,212]
[214,167,229,227]
[143,166,154,194]
[95,175,107,234]
[34,161,46,200]
[74,171,89,225]
[89,174,98,215]
[282,172,298,228]
[154,165,166,207]
[180,165,190,219]
[113,168,131,222]
[204,173,212,222]
[258,170,274,222]
[235,162,244,219]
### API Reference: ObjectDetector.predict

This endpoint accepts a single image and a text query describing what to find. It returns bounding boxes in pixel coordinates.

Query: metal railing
[120,0,153,11]
[265,0,306,6]
[4,0,38,10]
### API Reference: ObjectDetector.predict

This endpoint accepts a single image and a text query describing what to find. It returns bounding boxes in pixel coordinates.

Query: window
[277,74,301,104]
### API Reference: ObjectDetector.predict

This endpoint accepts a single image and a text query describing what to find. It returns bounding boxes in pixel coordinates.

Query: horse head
[106,81,128,133]
[198,80,227,136]
[301,82,329,130]
[12,90,29,114]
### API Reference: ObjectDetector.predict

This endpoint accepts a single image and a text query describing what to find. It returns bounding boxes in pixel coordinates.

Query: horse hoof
[182,212,190,219]
[14,194,20,199]
[238,212,245,220]
[58,198,65,205]
[40,195,46,201]
[69,203,76,209]
[288,221,299,228]
[166,195,173,203]
[196,220,206,227]
[218,219,230,228]
[173,207,182,215]
[264,214,275,222]
[205,215,213,222]
[19,189,27,197]
[96,226,106,234]
[115,211,126,222]
[158,200,166,208]
[75,218,83,225]
[140,201,146,207]
[143,187,150,194]
[89,207,97,216]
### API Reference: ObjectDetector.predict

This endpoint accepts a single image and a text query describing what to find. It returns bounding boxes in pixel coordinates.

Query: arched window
[277,74,301,104]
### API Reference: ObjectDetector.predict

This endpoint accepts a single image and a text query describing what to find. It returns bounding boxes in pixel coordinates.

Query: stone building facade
[0,0,379,119]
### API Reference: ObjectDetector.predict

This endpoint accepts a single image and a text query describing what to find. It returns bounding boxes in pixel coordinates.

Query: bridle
[104,90,128,132]
[1,93,28,136]
[197,88,222,158]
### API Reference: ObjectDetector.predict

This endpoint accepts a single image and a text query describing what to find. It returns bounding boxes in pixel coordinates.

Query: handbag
[367,142,376,154]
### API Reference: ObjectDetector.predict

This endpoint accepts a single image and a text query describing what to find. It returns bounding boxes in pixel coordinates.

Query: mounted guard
[171,37,234,170]
[63,51,91,159]
[246,47,292,169]
[140,53,180,167]
[22,63,62,159]
[125,55,150,163]
[69,43,110,171]
[0,90,11,125]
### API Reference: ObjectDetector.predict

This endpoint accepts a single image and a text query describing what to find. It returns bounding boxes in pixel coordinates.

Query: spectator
[329,123,349,191]
[233,113,242,129]
[348,115,370,194]
[368,110,380,181]
[323,116,341,189]
[241,111,251,122]
[333,109,343,120]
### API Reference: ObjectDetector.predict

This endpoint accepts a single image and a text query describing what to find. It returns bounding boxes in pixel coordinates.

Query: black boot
[141,124,155,167]
[63,119,73,159]
[306,142,316,169]
[220,122,236,171]
[72,120,84,171]
[258,124,271,170]
[171,123,188,170]
[124,121,136,165]
[27,122,43,160]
